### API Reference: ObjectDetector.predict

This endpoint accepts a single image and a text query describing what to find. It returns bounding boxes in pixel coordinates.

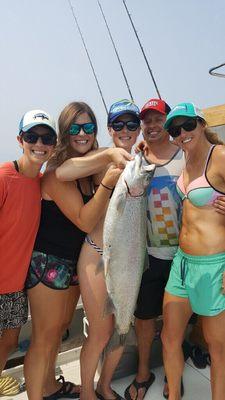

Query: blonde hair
[204,126,224,145]
[47,102,98,170]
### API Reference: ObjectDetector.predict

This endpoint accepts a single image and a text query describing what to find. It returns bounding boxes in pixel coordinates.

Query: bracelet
[100,182,114,191]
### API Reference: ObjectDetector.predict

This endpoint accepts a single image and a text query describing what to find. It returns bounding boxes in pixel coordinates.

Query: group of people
[0,97,225,400]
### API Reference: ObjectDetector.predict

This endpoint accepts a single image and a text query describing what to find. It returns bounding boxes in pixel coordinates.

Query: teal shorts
[165,248,225,316]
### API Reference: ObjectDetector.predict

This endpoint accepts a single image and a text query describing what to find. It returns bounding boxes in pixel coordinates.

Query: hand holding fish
[106,147,133,169]
[134,140,148,154]
[101,165,124,190]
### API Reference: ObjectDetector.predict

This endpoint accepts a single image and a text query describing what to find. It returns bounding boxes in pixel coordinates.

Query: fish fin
[95,257,104,274]
[105,329,128,352]
[103,295,115,317]
[115,192,127,214]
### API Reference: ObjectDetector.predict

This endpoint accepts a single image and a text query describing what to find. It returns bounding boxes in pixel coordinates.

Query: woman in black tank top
[24,102,125,400]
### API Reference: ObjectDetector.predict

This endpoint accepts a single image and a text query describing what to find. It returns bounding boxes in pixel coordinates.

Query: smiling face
[141,109,168,145]
[169,117,206,150]
[108,113,140,153]
[18,125,56,167]
[69,112,96,155]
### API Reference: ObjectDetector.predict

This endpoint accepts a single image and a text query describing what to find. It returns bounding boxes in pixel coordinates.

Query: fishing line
[122,0,161,99]
[67,0,108,113]
[97,0,134,102]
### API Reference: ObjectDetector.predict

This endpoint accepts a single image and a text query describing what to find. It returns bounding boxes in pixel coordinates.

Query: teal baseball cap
[164,102,205,130]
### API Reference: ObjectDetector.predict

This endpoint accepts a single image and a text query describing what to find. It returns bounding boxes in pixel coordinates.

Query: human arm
[41,167,122,233]
[212,146,225,215]
[55,147,133,181]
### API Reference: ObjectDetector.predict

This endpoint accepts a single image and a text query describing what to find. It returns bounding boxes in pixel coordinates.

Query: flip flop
[95,389,124,399]
[124,372,155,400]
[190,345,207,369]
[43,375,80,399]
[163,376,184,399]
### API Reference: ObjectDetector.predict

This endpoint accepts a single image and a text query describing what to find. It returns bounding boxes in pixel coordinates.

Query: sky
[0,0,225,161]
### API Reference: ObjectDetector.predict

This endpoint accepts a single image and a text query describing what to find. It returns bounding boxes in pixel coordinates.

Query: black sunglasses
[110,120,140,132]
[69,123,96,135]
[22,131,57,145]
[167,118,201,138]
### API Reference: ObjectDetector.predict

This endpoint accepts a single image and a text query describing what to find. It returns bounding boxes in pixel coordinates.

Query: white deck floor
[6,353,211,400]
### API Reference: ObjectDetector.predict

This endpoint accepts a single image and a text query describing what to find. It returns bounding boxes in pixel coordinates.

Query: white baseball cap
[19,109,56,135]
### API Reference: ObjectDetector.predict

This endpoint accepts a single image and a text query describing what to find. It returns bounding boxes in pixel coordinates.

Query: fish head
[123,152,155,197]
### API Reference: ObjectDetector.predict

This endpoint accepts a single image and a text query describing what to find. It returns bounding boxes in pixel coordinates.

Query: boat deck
[4,350,211,400]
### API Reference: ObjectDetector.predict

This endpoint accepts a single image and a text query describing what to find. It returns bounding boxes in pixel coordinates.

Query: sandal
[95,389,124,399]
[163,375,184,399]
[43,375,80,399]
[124,372,155,400]
[190,345,207,369]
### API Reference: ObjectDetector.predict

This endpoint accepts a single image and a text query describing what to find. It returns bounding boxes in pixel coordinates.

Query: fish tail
[105,330,128,352]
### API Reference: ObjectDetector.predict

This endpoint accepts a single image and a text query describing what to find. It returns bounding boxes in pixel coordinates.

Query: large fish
[102,153,155,345]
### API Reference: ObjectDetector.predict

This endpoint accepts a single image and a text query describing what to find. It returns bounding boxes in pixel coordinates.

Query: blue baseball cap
[164,102,205,129]
[108,99,140,124]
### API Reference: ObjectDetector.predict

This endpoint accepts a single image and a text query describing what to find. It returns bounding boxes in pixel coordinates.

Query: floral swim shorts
[0,291,28,336]
[25,251,78,290]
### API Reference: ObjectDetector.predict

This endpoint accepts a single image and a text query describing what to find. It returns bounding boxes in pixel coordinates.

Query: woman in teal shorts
[161,102,225,400]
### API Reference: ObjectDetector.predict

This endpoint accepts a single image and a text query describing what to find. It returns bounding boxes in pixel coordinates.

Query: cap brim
[140,107,166,120]
[108,111,140,124]
[164,112,199,129]
[20,122,56,135]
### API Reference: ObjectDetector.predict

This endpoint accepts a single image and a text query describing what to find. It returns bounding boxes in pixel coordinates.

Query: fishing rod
[122,0,161,99]
[97,0,134,102]
[67,0,108,113]
[209,62,225,78]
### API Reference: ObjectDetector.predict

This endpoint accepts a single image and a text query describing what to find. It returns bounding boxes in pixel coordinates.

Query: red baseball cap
[140,98,171,120]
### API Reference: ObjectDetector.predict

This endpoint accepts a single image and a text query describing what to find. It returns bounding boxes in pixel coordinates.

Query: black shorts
[25,251,79,290]
[134,255,172,319]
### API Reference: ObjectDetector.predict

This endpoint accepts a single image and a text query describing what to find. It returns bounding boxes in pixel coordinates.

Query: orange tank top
[0,162,41,294]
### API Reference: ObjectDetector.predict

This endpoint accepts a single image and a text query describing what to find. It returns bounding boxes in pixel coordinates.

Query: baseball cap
[140,98,171,119]
[108,99,140,124]
[164,102,206,130]
[19,109,56,135]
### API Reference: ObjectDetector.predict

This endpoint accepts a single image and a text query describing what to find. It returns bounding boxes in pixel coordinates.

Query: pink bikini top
[176,145,225,207]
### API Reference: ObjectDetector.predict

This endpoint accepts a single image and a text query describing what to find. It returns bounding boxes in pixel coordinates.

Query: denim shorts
[165,247,225,316]
[0,291,28,336]
[25,251,79,290]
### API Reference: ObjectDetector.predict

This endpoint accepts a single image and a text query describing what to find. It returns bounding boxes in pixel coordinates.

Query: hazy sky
[1,0,225,161]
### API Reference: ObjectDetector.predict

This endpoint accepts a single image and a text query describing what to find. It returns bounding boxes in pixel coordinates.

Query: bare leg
[43,285,81,396]
[0,328,20,374]
[202,311,225,400]
[127,318,155,400]
[161,292,192,400]
[96,346,124,398]
[24,283,71,400]
[78,243,114,400]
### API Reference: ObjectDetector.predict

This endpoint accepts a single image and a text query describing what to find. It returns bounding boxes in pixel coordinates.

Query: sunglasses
[167,118,200,138]
[22,131,57,145]
[69,123,96,135]
[110,120,140,132]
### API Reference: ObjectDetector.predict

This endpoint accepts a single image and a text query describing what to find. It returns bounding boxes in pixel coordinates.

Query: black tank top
[34,179,94,263]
